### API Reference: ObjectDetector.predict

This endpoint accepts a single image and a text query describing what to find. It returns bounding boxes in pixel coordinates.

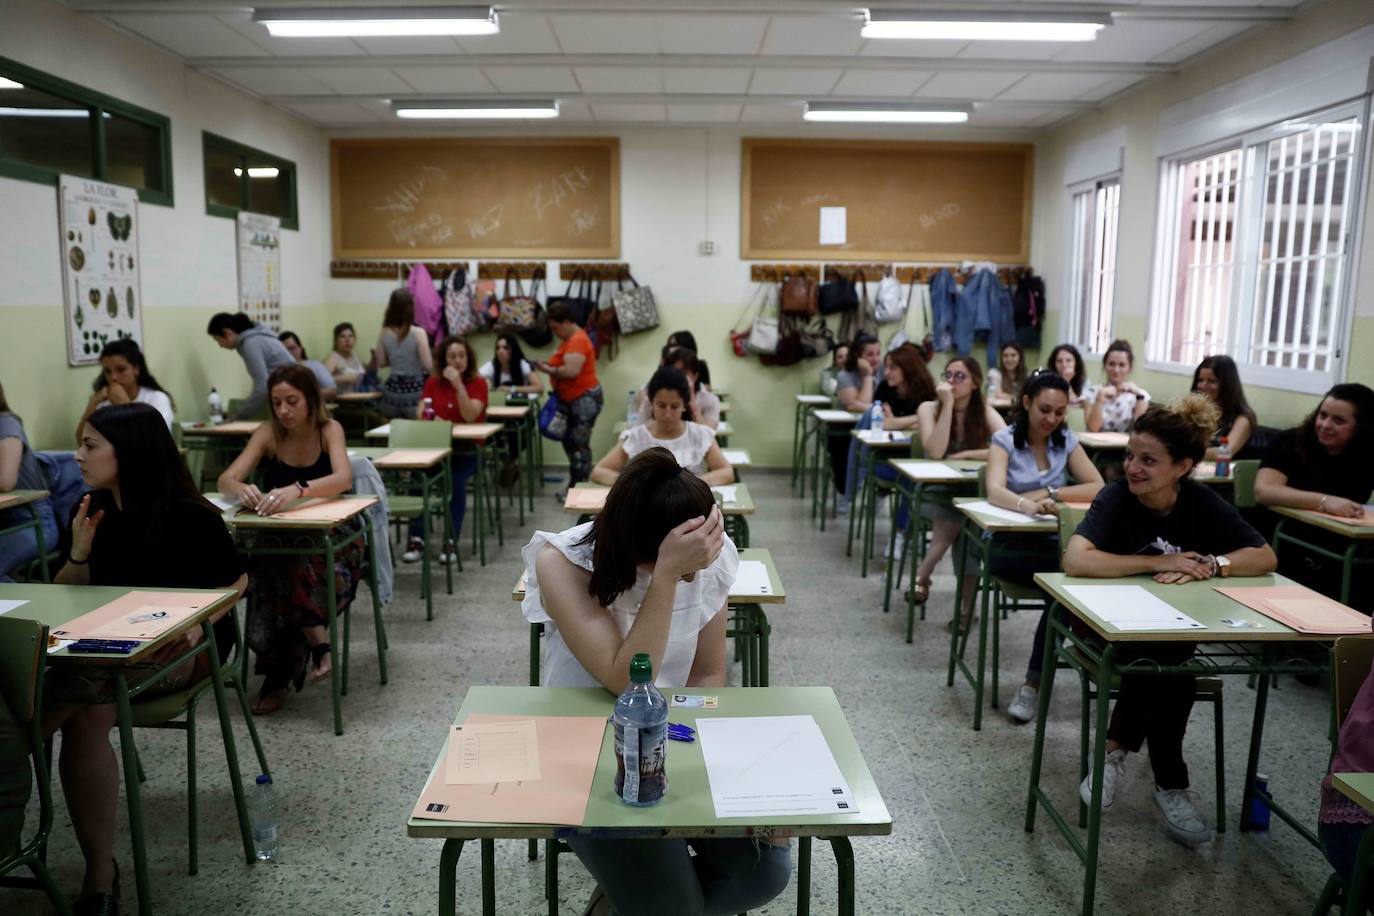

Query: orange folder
[564,488,608,511]
[254,496,377,521]
[1215,585,1370,635]
[411,714,606,825]
[52,590,218,641]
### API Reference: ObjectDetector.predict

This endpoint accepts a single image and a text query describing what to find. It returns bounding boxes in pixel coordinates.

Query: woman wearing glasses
[909,356,1006,612]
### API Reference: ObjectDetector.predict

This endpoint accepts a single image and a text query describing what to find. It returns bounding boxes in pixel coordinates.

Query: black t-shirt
[76,494,245,660]
[874,380,921,418]
[1075,478,1266,557]
[1261,427,1374,504]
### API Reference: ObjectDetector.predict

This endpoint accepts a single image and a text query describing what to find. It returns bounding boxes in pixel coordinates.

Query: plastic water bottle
[1248,772,1271,830]
[612,653,668,807]
[421,397,436,421]
[626,389,639,426]
[208,387,223,425]
[250,774,279,861]
[868,399,884,432]
[1216,436,1232,478]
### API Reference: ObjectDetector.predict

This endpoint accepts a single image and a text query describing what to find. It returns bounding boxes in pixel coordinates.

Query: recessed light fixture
[862,9,1111,42]
[0,77,23,90]
[804,102,971,124]
[392,99,560,120]
[253,5,498,38]
[0,107,90,118]
[234,167,281,178]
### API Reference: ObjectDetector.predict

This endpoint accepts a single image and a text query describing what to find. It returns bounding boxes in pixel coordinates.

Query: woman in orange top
[535,302,603,488]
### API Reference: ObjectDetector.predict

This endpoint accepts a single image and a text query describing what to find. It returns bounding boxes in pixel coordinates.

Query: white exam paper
[721,449,749,464]
[892,461,969,480]
[855,430,910,444]
[711,485,739,504]
[208,496,240,513]
[819,207,847,245]
[698,715,856,818]
[960,499,1055,524]
[1064,585,1207,631]
[0,599,31,616]
[731,560,773,597]
[369,423,392,437]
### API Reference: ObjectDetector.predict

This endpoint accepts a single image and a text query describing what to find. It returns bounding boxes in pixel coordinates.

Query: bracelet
[1318,495,1329,512]
[68,555,89,566]
[1017,496,1026,512]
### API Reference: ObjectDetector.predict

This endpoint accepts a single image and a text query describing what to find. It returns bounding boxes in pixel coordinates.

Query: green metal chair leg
[325,539,344,735]
[113,676,152,916]
[830,836,857,916]
[798,836,812,916]
[186,701,198,874]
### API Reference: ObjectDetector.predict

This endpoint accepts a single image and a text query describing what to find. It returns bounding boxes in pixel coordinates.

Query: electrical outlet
[698,240,715,256]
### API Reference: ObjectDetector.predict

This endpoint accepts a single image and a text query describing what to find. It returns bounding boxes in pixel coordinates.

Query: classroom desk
[720,448,752,469]
[793,394,833,497]
[1024,572,1337,916]
[0,488,53,581]
[180,421,263,488]
[947,497,1057,730]
[1076,431,1129,472]
[366,421,506,441]
[1332,772,1374,913]
[563,481,756,546]
[407,686,892,916]
[846,430,914,577]
[486,404,537,518]
[349,446,455,620]
[1270,505,1374,607]
[811,409,863,530]
[884,460,983,617]
[1,582,250,916]
[332,390,384,439]
[219,496,384,736]
[336,391,383,403]
[515,547,785,689]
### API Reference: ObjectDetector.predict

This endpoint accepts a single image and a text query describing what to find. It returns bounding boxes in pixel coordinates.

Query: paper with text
[698,715,856,818]
[960,500,1056,524]
[892,461,972,480]
[445,720,541,785]
[1064,585,1206,631]
[731,560,773,597]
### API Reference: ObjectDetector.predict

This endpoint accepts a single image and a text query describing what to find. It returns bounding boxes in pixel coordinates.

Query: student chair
[1231,459,1260,508]
[386,419,459,619]
[131,604,270,875]
[0,617,71,916]
[1054,511,1229,833]
[1311,635,1374,916]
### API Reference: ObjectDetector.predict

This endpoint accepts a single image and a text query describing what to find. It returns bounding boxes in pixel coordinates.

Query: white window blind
[1066,176,1120,355]
[1148,100,1367,391]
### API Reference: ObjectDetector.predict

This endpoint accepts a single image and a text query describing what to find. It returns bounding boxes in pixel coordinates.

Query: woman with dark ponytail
[520,448,788,916]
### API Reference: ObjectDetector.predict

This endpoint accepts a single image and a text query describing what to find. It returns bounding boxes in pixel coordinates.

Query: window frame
[1064,171,1122,359]
[1145,97,1371,395]
[202,131,299,231]
[0,54,173,206]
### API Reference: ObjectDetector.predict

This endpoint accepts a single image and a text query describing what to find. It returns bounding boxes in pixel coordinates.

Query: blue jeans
[408,452,478,544]
[873,462,910,530]
[0,500,59,581]
[1322,821,1374,899]
[567,836,790,916]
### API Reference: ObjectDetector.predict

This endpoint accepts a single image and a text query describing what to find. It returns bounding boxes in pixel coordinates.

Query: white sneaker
[1007,685,1038,724]
[836,495,850,515]
[1079,748,1128,809]
[888,532,906,560]
[437,541,457,564]
[401,538,423,564]
[1153,786,1212,846]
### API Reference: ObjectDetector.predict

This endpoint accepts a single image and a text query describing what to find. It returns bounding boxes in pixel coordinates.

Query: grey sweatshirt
[234,323,296,419]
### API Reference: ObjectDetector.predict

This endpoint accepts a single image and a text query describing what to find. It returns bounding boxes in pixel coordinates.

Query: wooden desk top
[796,394,832,405]
[1077,431,1130,450]
[335,391,383,403]
[1272,505,1374,540]
[366,422,506,442]
[487,405,531,420]
[348,447,451,470]
[181,421,262,437]
[216,495,378,530]
[563,482,755,516]
[0,489,51,512]
[889,459,983,485]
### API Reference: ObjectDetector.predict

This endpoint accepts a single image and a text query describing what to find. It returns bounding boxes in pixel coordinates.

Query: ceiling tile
[481,66,580,93]
[915,71,1025,99]
[748,68,843,95]
[857,38,966,59]
[211,67,332,96]
[997,71,1118,101]
[590,102,667,122]
[215,13,363,57]
[1026,109,1076,129]
[760,14,864,56]
[548,13,659,54]
[1077,73,1147,102]
[740,103,804,124]
[572,67,663,94]
[969,105,1059,128]
[956,40,1074,61]
[662,67,753,94]
[455,14,561,54]
[108,13,268,58]
[351,36,467,56]
[1054,19,1214,63]
[666,104,743,123]
[1150,21,1253,64]
[656,15,768,55]
[830,70,935,97]
[555,100,596,122]
[281,101,382,124]
[303,67,414,95]
[390,66,496,94]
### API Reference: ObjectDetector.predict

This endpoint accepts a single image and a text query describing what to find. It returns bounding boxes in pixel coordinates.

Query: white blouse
[521,522,740,689]
[621,422,715,476]
[97,387,174,430]
[1083,383,1150,432]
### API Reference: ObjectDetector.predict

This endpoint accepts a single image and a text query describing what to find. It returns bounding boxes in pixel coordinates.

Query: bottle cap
[629,653,652,683]
[256,773,273,785]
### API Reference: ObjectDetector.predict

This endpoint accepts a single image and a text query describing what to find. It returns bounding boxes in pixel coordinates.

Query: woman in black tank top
[218,364,363,715]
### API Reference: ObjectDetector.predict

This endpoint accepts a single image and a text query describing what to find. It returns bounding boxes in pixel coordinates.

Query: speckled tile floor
[5,470,1334,915]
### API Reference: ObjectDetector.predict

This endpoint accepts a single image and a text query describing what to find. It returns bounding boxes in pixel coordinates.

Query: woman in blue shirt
[983,370,1104,723]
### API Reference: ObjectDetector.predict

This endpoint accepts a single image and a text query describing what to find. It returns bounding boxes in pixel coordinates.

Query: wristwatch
[295,480,309,498]
[1212,554,1231,578]
[1048,486,1061,502]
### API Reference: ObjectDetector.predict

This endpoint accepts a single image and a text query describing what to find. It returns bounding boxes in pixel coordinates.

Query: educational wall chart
[237,211,282,330]
[59,175,143,366]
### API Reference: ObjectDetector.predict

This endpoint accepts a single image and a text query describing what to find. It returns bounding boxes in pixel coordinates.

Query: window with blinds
[1066,175,1121,355]
[1148,101,1367,391]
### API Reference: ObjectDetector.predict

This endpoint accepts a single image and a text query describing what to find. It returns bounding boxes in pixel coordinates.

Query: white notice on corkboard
[819,206,847,245]
[237,212,282,331]
[58,175,144,366]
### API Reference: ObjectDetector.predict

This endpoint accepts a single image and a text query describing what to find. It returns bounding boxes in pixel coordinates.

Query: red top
[550,328,598,401]
[421,374,488,423]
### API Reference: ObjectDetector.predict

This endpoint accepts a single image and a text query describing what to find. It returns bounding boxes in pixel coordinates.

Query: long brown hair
[383,288,414,338]
[432,335,478,383]
[938,355,991,449]
[886,344,937,406]
[1132,394,1220,468]
[266,364,330,445]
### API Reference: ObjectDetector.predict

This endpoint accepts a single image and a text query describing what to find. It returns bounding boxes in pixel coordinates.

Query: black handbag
[817,269,858,316]
[546,270,597,328]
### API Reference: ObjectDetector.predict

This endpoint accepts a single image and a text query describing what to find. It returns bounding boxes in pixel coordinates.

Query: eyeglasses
[943,371,969,383]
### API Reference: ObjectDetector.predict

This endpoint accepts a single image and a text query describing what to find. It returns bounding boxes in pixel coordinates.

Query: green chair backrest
[0,616,45,857]
[1066,405,1087,432]
[977,465,988,498]
[1231,459,1260,509]
[389,418,454,449]
[908,432,925,460]
[226,398,267,421]
[1335,636,1374,726]
[1057,507,1088,566]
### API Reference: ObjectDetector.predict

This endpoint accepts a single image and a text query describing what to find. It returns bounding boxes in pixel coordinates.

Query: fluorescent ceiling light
[862,9,1110,41]
[0,77,23,90]
[253,5,498,37]
[392,99,560,120]
[804,102,970,124]
[0,107,90,118]
[234,167,281,178]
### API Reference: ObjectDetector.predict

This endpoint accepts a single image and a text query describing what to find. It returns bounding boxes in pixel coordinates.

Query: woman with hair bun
[1064,394,1276,848]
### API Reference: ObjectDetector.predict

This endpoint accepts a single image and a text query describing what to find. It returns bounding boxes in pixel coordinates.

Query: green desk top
[407,686,891,840]
[1333,773,1374,816]
[1272,505,1374,540]
[1032,572,1336,643]
[512,547,785,605]
[0,582,238,665]
[955,496,1057,533]
[0,489,50,511]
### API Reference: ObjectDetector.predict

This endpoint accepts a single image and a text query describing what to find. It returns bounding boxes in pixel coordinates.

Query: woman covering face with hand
[75,338,174,443]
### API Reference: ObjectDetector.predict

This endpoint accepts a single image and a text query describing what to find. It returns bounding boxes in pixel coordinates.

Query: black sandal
[306,642,332,686]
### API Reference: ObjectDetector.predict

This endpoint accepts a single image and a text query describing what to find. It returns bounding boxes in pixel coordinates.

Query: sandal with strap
[307,642,332,686]
[905,577,932,605]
